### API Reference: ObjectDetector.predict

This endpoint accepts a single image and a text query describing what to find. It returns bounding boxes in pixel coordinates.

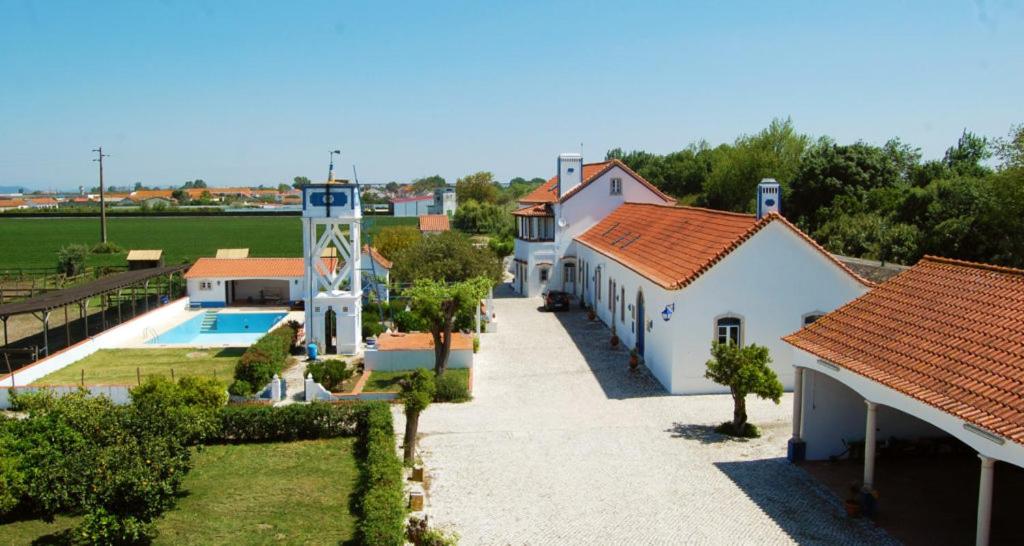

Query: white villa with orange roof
[513,153,873,394]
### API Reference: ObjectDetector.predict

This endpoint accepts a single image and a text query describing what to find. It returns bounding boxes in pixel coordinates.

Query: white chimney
[557,153,583,198]
[756,178,781,219]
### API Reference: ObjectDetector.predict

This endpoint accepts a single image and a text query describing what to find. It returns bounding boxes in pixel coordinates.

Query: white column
[863,400,877,490]
[792,367,805,440]
[976,455,996,546]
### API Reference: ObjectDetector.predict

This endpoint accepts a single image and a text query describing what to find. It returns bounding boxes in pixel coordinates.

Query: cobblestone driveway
[406,286,895,545]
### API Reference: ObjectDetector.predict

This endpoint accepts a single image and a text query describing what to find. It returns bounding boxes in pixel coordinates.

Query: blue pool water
[148,312,287,345]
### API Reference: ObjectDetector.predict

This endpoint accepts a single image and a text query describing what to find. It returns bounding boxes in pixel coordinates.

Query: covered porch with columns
[788,362,1024,546]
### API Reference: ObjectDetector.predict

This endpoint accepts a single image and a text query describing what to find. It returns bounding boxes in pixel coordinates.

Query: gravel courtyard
[406,286,895,545]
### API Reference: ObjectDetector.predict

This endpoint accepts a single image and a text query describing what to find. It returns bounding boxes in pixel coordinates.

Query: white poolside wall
[0,297,190,408]
[575,222,868,395]
[363,347,473,372]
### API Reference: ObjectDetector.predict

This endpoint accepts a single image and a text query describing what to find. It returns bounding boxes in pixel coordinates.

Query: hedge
[212,402,360,443]
[231,322,299,395]
[355,403,406,546]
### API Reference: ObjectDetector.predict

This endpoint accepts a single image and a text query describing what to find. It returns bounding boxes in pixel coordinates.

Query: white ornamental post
[271,374,281,401]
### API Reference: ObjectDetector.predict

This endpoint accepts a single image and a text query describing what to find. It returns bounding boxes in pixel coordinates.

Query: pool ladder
[142,327,158,342]
[200,310,219,333]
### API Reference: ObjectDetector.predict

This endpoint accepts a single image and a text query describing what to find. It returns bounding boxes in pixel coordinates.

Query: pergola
[784,256,1024,546]
[0,265,188,360]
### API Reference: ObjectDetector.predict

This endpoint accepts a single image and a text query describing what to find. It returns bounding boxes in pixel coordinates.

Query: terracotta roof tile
[185,257,304,279]
[518,159,673,205]
[511,203,552,217]
[576,203,870,289]
[418,214,450,232]
[376,332,473,352]
[784,256,1024,444]
[363,244,393,269]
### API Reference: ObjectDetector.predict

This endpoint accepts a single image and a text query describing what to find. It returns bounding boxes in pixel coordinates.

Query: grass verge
[31,348,242,386]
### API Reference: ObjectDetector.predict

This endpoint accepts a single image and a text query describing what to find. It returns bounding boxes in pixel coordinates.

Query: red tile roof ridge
[920,255,1024,277]
[626,201,757,218]
[556,159,675,204]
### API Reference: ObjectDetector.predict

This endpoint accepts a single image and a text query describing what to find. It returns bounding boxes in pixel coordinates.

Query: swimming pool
[148,311,287,346]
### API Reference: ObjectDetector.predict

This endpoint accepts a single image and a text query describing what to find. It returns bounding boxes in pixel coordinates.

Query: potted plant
[629,348,640,370]
[610,325,620,348]
[844,483,861,517]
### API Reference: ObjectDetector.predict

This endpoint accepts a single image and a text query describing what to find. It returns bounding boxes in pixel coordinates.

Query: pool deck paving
[397,285,896,545]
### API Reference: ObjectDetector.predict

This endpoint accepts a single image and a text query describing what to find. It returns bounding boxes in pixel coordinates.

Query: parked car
[543,290,571,311]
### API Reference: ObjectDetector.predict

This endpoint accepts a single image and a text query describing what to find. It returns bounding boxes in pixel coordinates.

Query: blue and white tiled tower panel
[757,178,781,219]
[301,183,362,355]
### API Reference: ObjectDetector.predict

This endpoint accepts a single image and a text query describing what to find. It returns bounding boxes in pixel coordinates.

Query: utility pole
[93,147,109,243]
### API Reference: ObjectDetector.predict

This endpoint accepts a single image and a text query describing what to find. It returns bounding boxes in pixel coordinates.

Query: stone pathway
[277,358,308,404]
[398,285,896,545]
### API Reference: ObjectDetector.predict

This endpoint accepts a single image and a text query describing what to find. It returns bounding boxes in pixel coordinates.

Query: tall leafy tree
[702,118,809,212]
[392,231,502,284]
[399,369,435,464]
[292,176,311,189]
[411,175,447,193]
[372,226,421,261]
[455,171,499,204]
[405,277,492,376]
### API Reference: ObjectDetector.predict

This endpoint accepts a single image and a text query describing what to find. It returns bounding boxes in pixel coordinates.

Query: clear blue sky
[1,0,1022,191]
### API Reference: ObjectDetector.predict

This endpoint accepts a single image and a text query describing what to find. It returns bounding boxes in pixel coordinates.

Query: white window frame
[199,280,213,291]
[610,177,622,195]
[714,315,743,346]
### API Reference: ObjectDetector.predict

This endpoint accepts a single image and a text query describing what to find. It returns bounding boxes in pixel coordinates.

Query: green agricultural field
[0,438,359,545]
[0,215,416,271]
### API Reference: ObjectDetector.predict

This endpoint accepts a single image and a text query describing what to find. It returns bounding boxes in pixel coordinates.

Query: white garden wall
[364,347,473,372]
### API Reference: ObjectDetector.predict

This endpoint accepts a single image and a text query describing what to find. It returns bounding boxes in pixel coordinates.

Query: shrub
[434,372,471,403]
[394,309,428,332]
[714,421,761,438]
[56,244,88,277]
[77,508,155,545]
[407,516,460,546]
[228,379,254,397]
[307,360,353,392]
[472,336,479,354]
[0,423,25,515]
[176,375,228,409]
[234,348,276,389]
[356,403,405,546]
[89,241,124,254]
[213,403,360,443]
[363,316,385,339]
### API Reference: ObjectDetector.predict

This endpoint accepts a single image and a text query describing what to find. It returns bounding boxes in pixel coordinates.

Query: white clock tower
[301,180,362,355]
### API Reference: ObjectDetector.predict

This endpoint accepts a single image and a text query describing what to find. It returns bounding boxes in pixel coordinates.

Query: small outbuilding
[418,214,450,234]
[185,257,304,307]
[215,248,250,259]
[126,249,164,270]
[785,256,1024,546]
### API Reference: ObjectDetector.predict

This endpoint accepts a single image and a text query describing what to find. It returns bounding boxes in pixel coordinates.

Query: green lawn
[31,348,243,386]
[0,438,359,545]
[364,368,469,393]
[0,215,416,270]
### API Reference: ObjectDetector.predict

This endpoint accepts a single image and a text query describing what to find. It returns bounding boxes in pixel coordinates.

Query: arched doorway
[324,308,336,354]
[636,290,645,356]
